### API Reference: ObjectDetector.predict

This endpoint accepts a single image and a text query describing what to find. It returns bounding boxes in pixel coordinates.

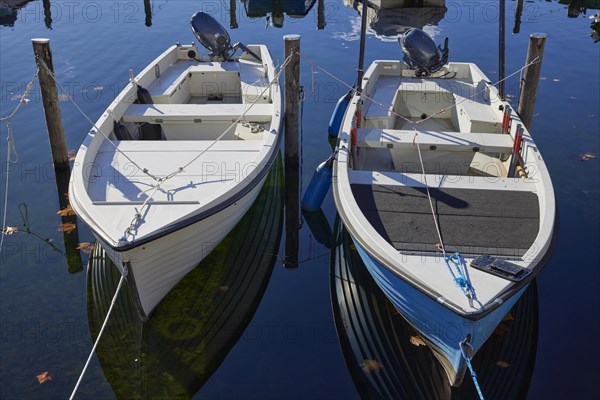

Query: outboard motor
[399,28,449,77]
[190,12,261,62]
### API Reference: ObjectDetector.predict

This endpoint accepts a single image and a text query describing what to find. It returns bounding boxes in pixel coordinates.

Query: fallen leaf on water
[410,335,427,347]
[2,226,18,235]
[580,152,596,161]
[57,204,76,217]
[219,286,230,292]
[385,299,400,316]
[76,242,93,254]
[36,371,52,384]
[58,222,76,234]
[494,323,510,336]
[503,312,515,321]
[496,361,510,368]
[361,359,382,373]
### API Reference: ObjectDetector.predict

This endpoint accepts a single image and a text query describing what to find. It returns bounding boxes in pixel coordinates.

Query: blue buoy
[301,155,335,212]
[328,91,352,138]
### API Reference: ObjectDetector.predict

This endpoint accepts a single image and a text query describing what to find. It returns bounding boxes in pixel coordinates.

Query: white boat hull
[97,174,267,320]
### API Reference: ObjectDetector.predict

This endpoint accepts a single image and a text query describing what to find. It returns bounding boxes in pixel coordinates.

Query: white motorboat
[69,12,282,320]
[332,29,556,386]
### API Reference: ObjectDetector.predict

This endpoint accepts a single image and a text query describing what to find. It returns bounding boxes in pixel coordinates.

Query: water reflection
[331,219,539,399]
[0,0,33,27]
[558,0,600,41]
[344,0,446,39]
[242,0,317,28]
[87,158,283,399]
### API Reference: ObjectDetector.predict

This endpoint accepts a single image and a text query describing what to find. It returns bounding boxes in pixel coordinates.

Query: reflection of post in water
[55,166,83,273]
[43,0,52,29]
[230,0,238,29]
[317,0,326,30]
[513,0,524,34]
[284,35,301,268]
[144,0,152,27]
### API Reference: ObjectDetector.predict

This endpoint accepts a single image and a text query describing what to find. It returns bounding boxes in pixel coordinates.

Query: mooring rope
[0,68,39,254]
[460,336,485,400]
[413,131,476,305]
[122,53,294,241]
[296,51,540,129]
[35,59,161,182]
[69,271,126,400]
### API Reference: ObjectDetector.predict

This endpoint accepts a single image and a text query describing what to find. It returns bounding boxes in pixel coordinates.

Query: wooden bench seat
[121,103,273,124]
[348,170,536,192]
[356,128,514,153]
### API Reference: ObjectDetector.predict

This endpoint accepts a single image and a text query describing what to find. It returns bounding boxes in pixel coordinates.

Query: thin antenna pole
[499,0,506,100]
[357,0,369,92]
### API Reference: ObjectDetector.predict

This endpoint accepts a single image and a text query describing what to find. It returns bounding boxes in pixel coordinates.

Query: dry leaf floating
[58,222,76,234]
[76,242,94,254]
[410,335,427,347]
[580,152,596,161]
[496,361,510,368]
[494,323,510,337]
[2,226,18,235]
[36,371,52,384]
[361,359,382,373]
[57,204,76,217]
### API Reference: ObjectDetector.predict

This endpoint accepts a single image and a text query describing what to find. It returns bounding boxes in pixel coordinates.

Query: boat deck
[351,182,539,257]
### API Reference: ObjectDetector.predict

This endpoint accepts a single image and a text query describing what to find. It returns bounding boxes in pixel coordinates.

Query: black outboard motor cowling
[191,11,232,60]
[190,11,262,62]
[399,28,449,77]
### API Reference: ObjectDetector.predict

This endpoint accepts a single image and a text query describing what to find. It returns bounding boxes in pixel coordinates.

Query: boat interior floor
[351,183,539,258]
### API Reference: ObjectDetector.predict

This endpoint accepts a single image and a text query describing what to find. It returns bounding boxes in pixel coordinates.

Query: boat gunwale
[69,44,283,252]
[333,60,558,320]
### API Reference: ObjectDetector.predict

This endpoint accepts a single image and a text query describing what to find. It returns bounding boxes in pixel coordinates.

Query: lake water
[1,1,599,399]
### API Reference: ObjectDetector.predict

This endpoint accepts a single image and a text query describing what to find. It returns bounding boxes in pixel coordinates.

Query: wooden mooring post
[517,34,547,131]
[32,38,82,272]
[283,34,301,268]
[32,38,69,170]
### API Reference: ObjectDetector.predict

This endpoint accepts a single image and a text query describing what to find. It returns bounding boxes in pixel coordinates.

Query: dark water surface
[1,1,598,399]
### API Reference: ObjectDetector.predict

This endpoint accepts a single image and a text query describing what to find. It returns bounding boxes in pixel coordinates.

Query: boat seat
[239,59,271,103]
[356,128,514,153]
[347,170,536,192]
[121,103,272,124]
[363,76,398,127]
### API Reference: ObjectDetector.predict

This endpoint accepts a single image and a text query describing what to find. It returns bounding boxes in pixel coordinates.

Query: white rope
[36,59,161,182]
[0,68,39,254]
[413,132,447,257]
[121,53,295,240]
[298,51,540,128]
[69,273,125,400]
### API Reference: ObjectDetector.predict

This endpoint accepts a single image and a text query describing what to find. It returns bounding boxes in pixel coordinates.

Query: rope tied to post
[0,68,40,254]
[295,51,542,131]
